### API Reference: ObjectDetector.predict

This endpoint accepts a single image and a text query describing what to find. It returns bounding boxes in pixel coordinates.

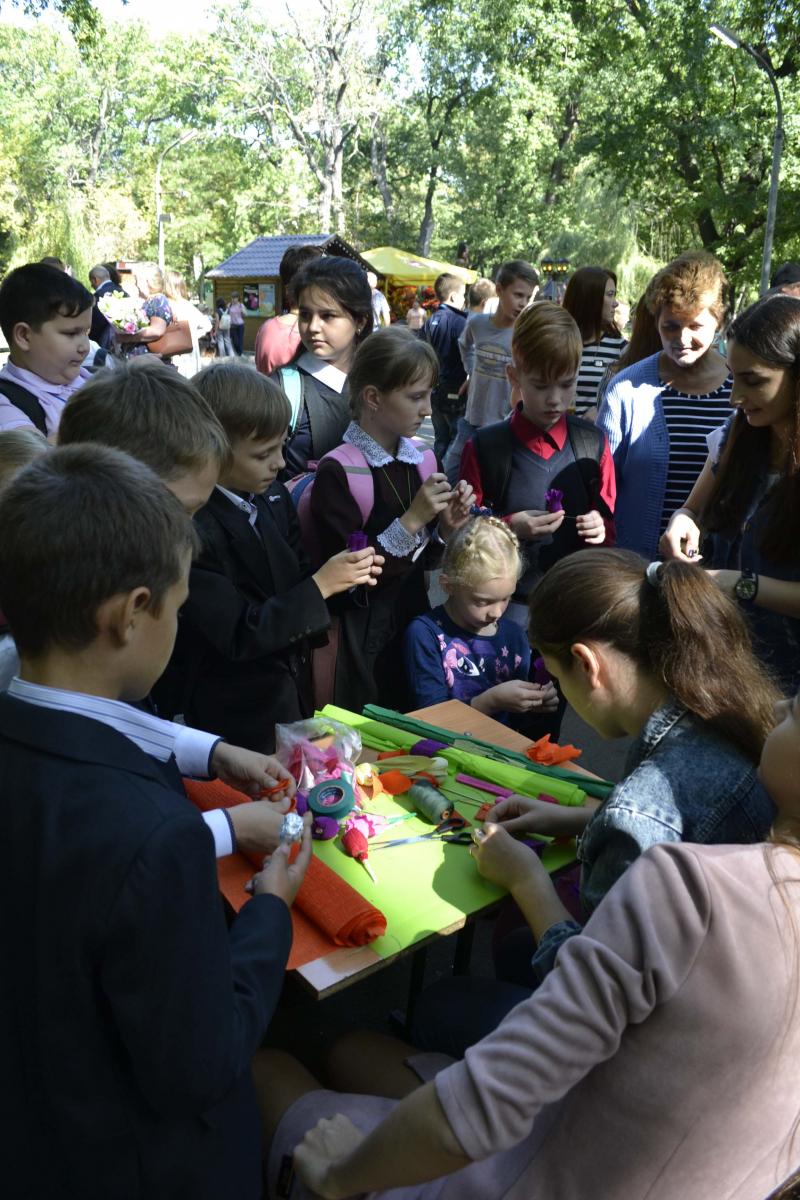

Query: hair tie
[645,561,663,588]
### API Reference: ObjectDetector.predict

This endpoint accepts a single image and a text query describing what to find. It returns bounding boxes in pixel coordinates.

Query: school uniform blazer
[152,482,331,749]
[0,693,291,1200]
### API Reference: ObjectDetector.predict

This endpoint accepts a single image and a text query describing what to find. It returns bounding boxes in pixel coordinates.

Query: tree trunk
[542,98,579,207]
[369,120,396,234]
[417,162,438,256]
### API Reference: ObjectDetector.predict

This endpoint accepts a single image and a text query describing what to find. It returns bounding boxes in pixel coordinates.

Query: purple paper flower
[544,488,564,514]
[532,656,552,686]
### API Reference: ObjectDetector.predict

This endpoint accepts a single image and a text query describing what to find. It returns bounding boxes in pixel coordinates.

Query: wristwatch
[734,568,759,602]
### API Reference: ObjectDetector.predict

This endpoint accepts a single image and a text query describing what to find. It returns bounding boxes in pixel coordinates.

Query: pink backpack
[287,440,438,563]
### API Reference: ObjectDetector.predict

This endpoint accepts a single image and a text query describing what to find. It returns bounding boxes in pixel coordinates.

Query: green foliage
[2,0,800,296]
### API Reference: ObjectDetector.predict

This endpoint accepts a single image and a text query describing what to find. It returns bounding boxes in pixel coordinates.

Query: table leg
[390,944,429,1036]
[453,920,475,975]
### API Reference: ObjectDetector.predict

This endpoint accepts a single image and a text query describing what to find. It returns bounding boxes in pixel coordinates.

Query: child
[58,358,300,855]
[154,360,381,751]
[403,516,556,724]
[254,243,323,375]
[661,292,800,694]
[310,327,473,713]
[467,275,497,315]
[459,301,615,627]
[404,546,778,1057]
[0,444,312,1198]
[271,256,373,478]
[442,259,539,482]
[0,262,95,436]
[214,300,234,357]
[266,679,800,1200]
[0,428,49,689]
[562,265,627,417]
[418,272,468,462]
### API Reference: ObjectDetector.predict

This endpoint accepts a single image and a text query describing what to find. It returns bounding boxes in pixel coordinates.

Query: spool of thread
[307,778,356,820]
[408,781,452,824]
[410,738,448,756]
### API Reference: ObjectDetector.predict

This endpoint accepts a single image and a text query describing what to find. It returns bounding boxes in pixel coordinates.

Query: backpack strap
[322,443,375,527]
[411,439,438,485]
[566,416,610,517]
[471,420,515,513]
[276,366,305,433]
[0,380,49,435]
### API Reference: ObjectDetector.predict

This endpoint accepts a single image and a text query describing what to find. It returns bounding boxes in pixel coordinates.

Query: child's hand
[249,821,313,907]
[400,472,453,534]
[228,798,291,855]
[439,479,475,537]
[576,510,605,544]
[475,680,558,715]
[313,548,383,599]
[212,743,296,801]
[507,509,565,541]
[471,822,541,891]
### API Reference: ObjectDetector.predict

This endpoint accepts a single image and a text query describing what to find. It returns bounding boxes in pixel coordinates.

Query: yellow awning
[363,246,477,287]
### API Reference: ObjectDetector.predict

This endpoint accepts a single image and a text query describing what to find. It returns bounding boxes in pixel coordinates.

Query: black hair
[0,444,198,657]
[0,264,94,342]
[279,244,325,308]
[291,257,373,348]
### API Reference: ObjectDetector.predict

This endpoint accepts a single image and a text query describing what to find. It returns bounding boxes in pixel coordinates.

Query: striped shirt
[660,378,733,532]
[574,334,626,415]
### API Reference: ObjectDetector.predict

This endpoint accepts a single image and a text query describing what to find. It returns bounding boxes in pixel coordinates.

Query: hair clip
[645,561,663,587]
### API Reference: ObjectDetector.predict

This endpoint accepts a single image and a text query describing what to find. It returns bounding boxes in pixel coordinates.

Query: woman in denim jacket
[661,294,800,694]
[407,548,777,1057]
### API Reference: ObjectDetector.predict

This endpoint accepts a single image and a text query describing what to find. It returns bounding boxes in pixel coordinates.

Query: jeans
[216,330,234,357]
[230,323,244,355]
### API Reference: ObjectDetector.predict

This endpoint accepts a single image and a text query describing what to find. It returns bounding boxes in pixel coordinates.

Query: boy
[460,301,615,623]
[0,444,312,1198]
[418,272,468,462]
[0,262,95,436]
[154,361,381,751]
[58,358,299,854]
[467,276,497,315]
[443,259,540,482]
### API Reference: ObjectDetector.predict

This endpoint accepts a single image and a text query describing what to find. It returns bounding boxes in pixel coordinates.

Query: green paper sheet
[314,792,577,959]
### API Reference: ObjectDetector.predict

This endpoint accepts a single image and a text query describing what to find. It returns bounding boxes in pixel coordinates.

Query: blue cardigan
[596,353,668,560]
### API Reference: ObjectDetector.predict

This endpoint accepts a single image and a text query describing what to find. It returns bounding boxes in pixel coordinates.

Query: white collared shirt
[7,678,233,857]
[297,351,348,393]
[216,485,259,531]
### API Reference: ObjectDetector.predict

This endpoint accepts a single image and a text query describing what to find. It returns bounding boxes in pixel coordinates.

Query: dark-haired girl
[562,266,626,416]
[272,257,373,478]
[661,293,800,692]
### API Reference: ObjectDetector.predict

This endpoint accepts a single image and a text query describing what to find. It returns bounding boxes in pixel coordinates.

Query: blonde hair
[442,517,524,587]
[164,269,188,301]
[511,301,583,377]
[0,427,48,488]
[137,262,165,296]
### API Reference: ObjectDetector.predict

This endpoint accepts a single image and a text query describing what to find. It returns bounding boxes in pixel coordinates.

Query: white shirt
[216,485,259,530]
[7,677,234,857]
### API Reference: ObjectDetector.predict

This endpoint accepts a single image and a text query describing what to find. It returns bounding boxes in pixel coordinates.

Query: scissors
[370,815,473,851]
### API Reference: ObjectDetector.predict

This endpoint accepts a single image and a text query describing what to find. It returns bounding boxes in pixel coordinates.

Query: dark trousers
[431,387,465,464]
[231,323,245,355]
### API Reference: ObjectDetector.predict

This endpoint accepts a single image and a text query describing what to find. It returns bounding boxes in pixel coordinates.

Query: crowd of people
[0,243,799,1199]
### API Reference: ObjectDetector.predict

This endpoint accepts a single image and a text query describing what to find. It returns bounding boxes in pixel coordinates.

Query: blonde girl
[403,516,557,723]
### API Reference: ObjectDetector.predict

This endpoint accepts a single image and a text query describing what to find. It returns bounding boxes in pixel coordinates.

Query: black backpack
[472,415,610,517]
[0,380,48,435]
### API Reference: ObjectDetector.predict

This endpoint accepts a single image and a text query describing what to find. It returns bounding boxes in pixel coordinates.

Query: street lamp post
[155,130,197,273]
[710,23,784,296]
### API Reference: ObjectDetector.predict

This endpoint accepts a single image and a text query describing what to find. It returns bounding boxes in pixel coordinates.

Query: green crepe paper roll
[318,705,586,807]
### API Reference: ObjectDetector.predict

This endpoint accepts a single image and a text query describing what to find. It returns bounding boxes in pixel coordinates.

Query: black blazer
[0,693,291,1199]
[152,482,331,751]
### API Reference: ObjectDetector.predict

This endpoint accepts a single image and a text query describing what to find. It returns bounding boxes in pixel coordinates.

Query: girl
[661,293,800,693]
[403,517,557,725]
[310,327,473,713]
[272,256,373,479]
[260,682,800,1200]
[399,545,777,1057]
[595,293,662,407]
[597,251,733,560]
[228,291,245,355]
[214,300,234,358]
[562,265,627,417]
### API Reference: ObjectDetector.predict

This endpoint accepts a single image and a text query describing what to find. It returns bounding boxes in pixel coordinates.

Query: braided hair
[442,516,524,587]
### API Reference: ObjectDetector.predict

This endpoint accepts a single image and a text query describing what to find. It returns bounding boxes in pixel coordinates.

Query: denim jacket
[532,698,774,982]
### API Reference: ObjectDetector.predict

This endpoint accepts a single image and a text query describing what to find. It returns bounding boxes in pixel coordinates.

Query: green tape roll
[307,778,356,820]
